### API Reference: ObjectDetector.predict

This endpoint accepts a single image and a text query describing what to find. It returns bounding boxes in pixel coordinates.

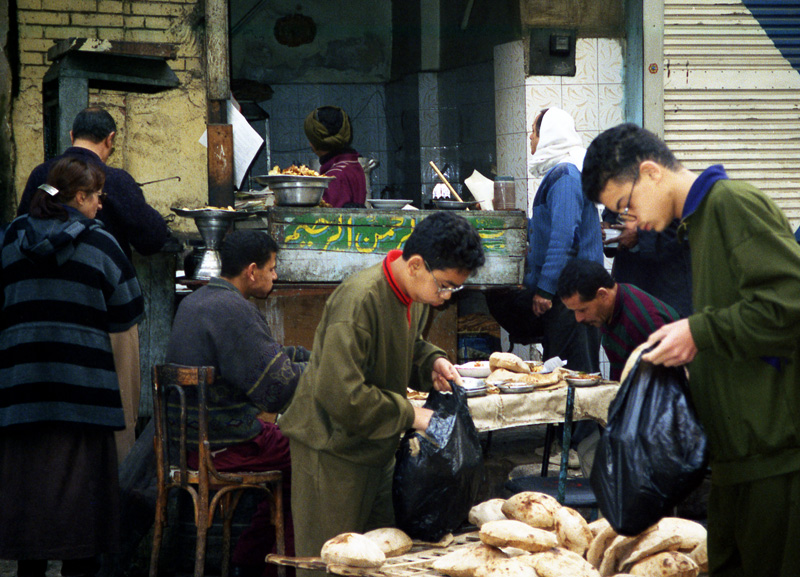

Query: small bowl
[565,375,602,387]
[455,361,492,378]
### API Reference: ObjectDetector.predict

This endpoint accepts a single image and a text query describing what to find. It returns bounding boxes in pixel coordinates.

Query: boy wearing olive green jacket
[582,123,800,577]
[279,212,484,575]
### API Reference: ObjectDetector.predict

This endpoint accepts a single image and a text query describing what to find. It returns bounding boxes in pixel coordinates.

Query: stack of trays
[458,377,489,398]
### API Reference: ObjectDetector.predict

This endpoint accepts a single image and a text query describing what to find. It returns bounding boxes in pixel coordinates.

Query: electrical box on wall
[529,28,576,76]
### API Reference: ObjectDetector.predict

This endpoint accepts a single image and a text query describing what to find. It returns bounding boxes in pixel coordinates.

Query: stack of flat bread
[484,352,563,389]
[432,492,707,577]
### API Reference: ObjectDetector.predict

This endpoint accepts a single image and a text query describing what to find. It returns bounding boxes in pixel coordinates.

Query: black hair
[71,107,117,143]
[582,123,681,203]
[402,211,485,272]
[29,156,105,221]
[534,108,549,136]
[557,259,615,301]
[219,230,279,278]
[316,106,346,137]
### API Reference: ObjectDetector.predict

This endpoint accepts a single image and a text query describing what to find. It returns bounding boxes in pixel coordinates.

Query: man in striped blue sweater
[557,258,681,382]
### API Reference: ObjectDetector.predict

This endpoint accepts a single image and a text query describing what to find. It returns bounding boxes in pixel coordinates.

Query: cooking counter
[236,207,528,286]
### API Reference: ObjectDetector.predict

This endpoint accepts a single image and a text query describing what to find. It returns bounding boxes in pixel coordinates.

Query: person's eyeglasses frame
[423,259,464,295]
[616,175,639,225]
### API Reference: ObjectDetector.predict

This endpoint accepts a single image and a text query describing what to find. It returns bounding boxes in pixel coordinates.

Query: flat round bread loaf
[486,368,561,387]
[587,524,618,569]
[320,532,385,568]
[479,519,558,552]
[554,506,594,557]
[617,518,703,573]
[431,543,507,577]
[489,352,531,374]
[527,547,600,577]
[588,517,611,538]
[501,491,561,530]
[628,551,699,577]
[688,540,707,573]
[468,499,507,528]
[473,556,539,577]
[363,527,413,557]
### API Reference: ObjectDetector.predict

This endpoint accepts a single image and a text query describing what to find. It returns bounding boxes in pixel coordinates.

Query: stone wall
[11,0,208,232]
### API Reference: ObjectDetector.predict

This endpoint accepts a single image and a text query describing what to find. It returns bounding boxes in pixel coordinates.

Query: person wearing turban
[304,106,368,208]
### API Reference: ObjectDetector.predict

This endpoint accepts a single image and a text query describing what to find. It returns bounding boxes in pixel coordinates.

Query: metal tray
[171,207,250,219]
[252,174,333,186]
[565,376,602,387]
[369,199,413,209]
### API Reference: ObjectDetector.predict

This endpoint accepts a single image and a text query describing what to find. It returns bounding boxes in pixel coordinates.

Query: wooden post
[205,0,234,208]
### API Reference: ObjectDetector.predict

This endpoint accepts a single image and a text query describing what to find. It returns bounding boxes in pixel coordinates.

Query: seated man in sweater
[557,258,680,382]
[165,229,309,577]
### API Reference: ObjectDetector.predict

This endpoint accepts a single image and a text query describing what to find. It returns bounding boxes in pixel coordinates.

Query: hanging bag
[590,344,709,535]
[392,384,484,541]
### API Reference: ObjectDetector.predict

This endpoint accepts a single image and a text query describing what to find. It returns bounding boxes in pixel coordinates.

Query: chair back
[152,363,215,488]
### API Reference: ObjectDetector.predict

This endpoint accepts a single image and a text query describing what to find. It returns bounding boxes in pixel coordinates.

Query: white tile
[598,39,625,85]
[564,38,598,86]
[578,130,600,150]
[525,85,562,129]
[599,84,626,129]
[418,73,439,110]
[526,74,562,87]
[562,84,600,132]
[419,109,440,147]
[496,133,527,178]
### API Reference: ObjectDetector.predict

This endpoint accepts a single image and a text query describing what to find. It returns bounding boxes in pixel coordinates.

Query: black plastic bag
[590,348,709,536]
[392,384,484,541]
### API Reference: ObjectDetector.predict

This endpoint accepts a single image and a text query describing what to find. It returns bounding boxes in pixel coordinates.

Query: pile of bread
[431,492,707,577]
[485,352,562,388]
[320,527,413,570]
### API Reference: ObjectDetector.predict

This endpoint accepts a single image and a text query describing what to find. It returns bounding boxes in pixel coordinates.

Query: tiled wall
[258,61,495,205]
[254,84,391,196]
[494,38,626,215]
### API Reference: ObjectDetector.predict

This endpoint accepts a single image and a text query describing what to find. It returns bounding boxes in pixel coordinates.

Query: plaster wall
[11,0,208,234]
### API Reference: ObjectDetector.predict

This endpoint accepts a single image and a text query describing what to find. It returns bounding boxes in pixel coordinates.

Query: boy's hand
[431,357,459,391]
[643,319,697,366]
[412,407,434,431]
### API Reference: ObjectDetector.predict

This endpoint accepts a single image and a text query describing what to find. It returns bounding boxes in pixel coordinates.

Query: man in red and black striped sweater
[557,258,681,381]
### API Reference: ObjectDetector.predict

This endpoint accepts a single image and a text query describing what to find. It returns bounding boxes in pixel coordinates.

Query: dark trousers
[188,420,293,577]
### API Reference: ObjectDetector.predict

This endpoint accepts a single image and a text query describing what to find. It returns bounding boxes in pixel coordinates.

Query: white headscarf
[527,107,586,177]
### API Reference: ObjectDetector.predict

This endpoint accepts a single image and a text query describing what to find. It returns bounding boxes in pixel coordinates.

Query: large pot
[253,174,332,206]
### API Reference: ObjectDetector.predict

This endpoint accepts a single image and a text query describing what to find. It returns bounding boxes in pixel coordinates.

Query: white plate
[369,199,412,209]
[455,361,492,378]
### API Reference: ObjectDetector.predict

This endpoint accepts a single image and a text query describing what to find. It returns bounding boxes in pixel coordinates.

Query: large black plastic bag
[590,349,709,536]
[393,384,484,541]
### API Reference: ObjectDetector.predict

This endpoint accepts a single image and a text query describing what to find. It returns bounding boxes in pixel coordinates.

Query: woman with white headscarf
[487,107,603,374]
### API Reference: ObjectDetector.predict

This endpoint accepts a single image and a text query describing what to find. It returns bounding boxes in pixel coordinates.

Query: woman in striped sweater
[0,156,144,577]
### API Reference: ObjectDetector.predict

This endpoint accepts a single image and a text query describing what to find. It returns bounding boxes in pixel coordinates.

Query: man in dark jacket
[18,106,170,260]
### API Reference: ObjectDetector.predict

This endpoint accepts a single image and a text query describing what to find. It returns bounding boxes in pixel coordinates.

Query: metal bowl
[252,175,333,206]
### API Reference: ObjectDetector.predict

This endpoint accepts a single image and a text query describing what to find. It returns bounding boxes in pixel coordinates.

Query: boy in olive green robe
[279,212,485,574]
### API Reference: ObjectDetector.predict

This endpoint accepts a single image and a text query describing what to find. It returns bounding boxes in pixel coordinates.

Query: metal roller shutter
[663,0,800,226]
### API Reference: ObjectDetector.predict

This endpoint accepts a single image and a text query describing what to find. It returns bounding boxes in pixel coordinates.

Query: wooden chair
[150,364,285,577]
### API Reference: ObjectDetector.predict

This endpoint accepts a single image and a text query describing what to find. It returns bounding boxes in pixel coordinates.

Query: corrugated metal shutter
[663,0,800,226]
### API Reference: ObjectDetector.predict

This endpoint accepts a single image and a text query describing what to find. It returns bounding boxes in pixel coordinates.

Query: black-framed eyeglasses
[423,259,464,295]
[96,191,108,203]
[616,177,639,224]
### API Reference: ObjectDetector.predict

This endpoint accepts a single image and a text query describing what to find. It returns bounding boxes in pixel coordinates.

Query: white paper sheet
[198,100,265,190]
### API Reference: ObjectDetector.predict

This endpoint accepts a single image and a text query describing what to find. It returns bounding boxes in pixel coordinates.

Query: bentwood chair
[150,364,285,577]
